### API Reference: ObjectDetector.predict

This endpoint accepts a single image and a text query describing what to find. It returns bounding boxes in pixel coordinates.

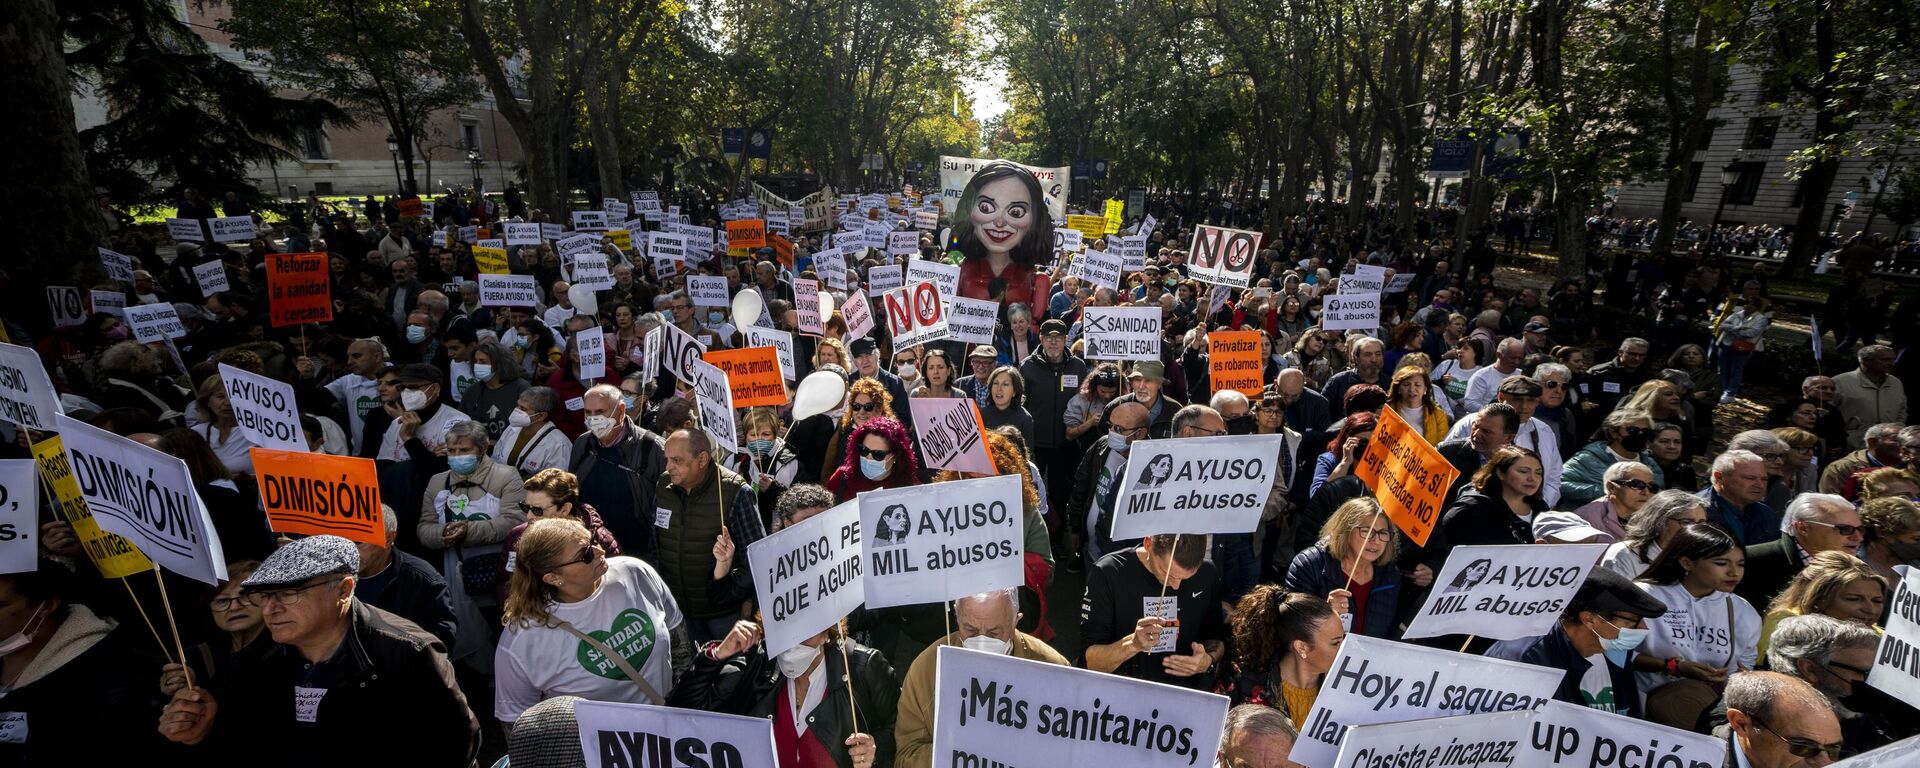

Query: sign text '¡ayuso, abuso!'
[871,500,1017,576]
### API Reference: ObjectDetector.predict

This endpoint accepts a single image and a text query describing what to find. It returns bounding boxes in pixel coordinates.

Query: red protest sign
[727,219,768,249]
[397,197,425,219]
[266,252,332,327]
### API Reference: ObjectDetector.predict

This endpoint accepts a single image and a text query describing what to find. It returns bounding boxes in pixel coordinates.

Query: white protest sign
[862,224,890,252]
[1073,250,1124,292]
[1385,272,1417,294]
[653,254,680,280]
[1833,734,1920,767]
[98,248,136,282]
[601,198,628,218]
[1108,434,1286,541]
[540,223,566,241]
[888,230,921,257]
[458,225,479,243]
[859,473,1022,609]
[504,222,543,247]
[209,216,256,243]
[478,274,539,307]
[742,326,795,382]
[905,258,960,301]
[1055,228,1084,254]
[571,210,608,231]
[946,296,999,346]
[650,232,688,262]
[933,646,1227,768]
[1344,264,1387,294]
[842,288,875,340]
[218,363,304,453]
[1526,700,1726,768]
[689,357,738,455]
[1114,234,1147,273]
[193,260,229,298]
[575,327,607,381]
[882,282,950,349]
[557,233,602,262]
[46,287,85,328]
[867,265,904,293]
[89,290,126,318]
[1869,567,1920,703]
[813,247,848,291]
[1140,213,1158,239]
[572,700,775,768]
[1321,292,1381,331]
[908,398,994,475]
[1187,224,1261,288]
[1292,634,1560,768]
[688,276,729,309]
[0,461,36,574]
[1405,544,1609,640]
[1082,306,1161,359]
[1332,710,1532,768]
[571,253,613,289]
[640,326,662,385]
[789,278,822,336]
[659,322,706,382]
[165,218,204,242]
[124,303,186,343]
[0,343,61,430]
[747,499,864,657]
[56,414,228,586]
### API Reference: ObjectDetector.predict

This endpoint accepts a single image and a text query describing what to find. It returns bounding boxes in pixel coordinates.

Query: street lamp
[1707,161,1739,254]
[467,148,484,193]
[385,133,403,197]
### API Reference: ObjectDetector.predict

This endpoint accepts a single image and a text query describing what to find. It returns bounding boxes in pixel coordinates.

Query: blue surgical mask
[1594,622,1648,667]
[448,455,480,475]
[748,438,775,457]
[473,363,494,382]
[1107,432,1130,453]
[860,456,890,480]
[512,335,530,350]
[621,394,639,411]
[405,325,428,344]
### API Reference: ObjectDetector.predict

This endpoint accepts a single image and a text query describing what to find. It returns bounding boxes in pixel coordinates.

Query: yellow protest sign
[1104,199,1125,234]
[606,229,633,251]
[473,246,509,275]
[1067,215,1107,239]
[32,436,153,578]
[1207,330,1264,398]
[1352,406,1458,547]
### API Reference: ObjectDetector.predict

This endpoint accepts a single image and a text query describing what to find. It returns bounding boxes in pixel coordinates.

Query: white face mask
[585,414,618,439]
[897,363,917,380]
[961,634,1011,655]
[776,643,822,678]
[0,603,49,656]
[507,409,533,428]
[400,388,431,412]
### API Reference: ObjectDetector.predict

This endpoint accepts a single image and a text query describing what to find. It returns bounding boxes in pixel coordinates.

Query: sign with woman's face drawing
[857,474,1023,609]
[1109,434,1287,541]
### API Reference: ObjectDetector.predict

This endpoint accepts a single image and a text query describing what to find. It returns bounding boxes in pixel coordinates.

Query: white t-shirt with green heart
[494,556,684,722]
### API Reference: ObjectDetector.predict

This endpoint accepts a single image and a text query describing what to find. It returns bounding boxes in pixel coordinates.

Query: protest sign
[98,248,136,282]
[1526,700,1725,768]
[1207,330,1264,397]
[459,225,479,243]
[812,247,848,290]
[867,265,904,293]
[32,436,152,578]
[1869,566,1920,703]
[397,197,425,219]
[792,278,824,336]
[904,259,960,300]
[209,216,256,242]
[947,296,999,345]
[1343,264,1388,294]
[219,363,305,452]
[742,326,795,382]
[601,198,628,218]
[556,233,601,263]
[1109,434,1285,540]
[883,282,950,349]
[908,398,994,475]
[1114,234,1147,273]
[842,288,875,340]
[859,473,1022,609]
[659,322,705,382]
[689,358,738,454]
[913,209,939,231]
[46,287,85,328]
[165,218,204,242]
[1067,214,1107,239]
[1291,634,1561,768]
[1353,405,1457,546]
[747,499,864,656]
[572,700,775,768]
[1404,544,1609,640]
[124,303,185,343]
[0,461,36,573]
[1072,249,1124,292]
[266,252,332,326]
[1833,734,1920,767]
[932,646,1227,768]
[572,210,608,231]
[650,232,687,262]
[727,219,767,250]
[1321,292,1381,331]
[572,253,613,289]
[1385,272,1417,294]
[1331,709,1531,768]
[504,222,543,247]
[1082,306,1161,359]
[1054,228,1084,254]
[575,327,607,380]
[251,448,385,547]
[938,156,1071,221]
[861,223,890,252]
[604,229,632,252]
[702,346,788,407]
[0,343,61,430]
[478,274,539,307]
[193,260,229,298]
[639,327,662,385]
[1187,225,1261,288]
[685,275,729,309]
[56,414,226,585]
[888,230,920,257]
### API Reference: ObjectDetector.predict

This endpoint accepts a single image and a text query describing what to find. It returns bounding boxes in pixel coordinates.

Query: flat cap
[242,535,360,591]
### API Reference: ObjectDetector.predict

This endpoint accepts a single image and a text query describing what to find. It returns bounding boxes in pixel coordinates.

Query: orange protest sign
[265,252,332,327]
[1208,330,1264,398]
[397,197,424,219]
[770,235,795,270]
[727,219,768,249]
[251,448,386,546]
[701,346,788,407]
[1352,406,1457,547]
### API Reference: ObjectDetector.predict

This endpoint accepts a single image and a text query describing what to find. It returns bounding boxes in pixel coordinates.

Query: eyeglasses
[1186,425,1227,437]
[210,596,246,612]
[1749,715,1845,761]
[849,401,879,412]
[1756,452,1787,462]
[1800,519,1863,537]
[1541,380,1566,390]
[519,502,560,516]
[1825,659,1873,678]
[240,577,343,608]
[1609,478,1661,493]
[858,447,892,460]
[1350,527,1392,542]
[1112,423,1148,437]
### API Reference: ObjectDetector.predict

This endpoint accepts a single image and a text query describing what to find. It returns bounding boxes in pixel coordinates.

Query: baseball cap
[1040,319,1068,337]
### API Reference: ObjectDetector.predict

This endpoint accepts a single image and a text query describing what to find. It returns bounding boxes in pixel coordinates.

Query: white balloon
[732,290,764,328]
[819,290,836,322]
[791,370,847,422]
[568,284,599,317]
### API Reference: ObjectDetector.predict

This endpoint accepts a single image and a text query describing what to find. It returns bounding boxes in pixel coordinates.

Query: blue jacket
[1696,488,1781,546]
[1559,441,1664,509]
[1486,625,1646,718]
[1284,544,1400,638]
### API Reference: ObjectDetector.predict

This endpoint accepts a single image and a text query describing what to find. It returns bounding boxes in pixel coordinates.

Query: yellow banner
[605,229,633,251]
[1067,215,1107,239]
[1104,199,1125,234]
[473,246,509,275]
[32,436,154,578]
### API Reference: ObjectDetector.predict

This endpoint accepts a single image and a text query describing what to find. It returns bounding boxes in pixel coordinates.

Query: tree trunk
[3,0,105,333]
[587,76,625,204]
[1654,10,1719,255]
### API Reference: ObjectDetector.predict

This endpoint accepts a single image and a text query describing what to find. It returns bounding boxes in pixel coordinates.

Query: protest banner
[702,346,788,407]
[650,232,687,262]
[742,326,795,382]
[56,414,227,585]
[193,260,229,298]
[907,398,994,475]
[1187,224,1261,288]
[32,436,152,578]
[209,216,256,242]
[0,343,61,430]
[793,278,824,336]
[397,197,425,219]
[0,461,37,573]
[604,229,633,252]
[883,282,950,349]
[888,230,920,258]
[556,233,601,263]
[1291,633,1562,768]
[904,258,961,300]
[727,219,768,250]
[947,296,999,345]
[1343,264,1388,294]
[165,218,204,242]
[266,252,333,326]
[473,245,510,275]
[1067,214,1108,239]
[1109,434,1285,540]
[575,327,607,380]
[1833,734,1920,767]
[932,646,1228,768]
[1404,544,1609,640]
[504,222,543,247]
[1353,405,1457,546]
[478,274,539,308]
[1526,700,1725,768]
[747,499,864,656]
[46,287,85,328]
[1321,292,1381,331]
[689,358,739,454]
[1868,566,1920,703]
[572,210,608,231]
[1072,249,1124,292]
[572,700,775,768]
[98,247,136,282]
[250,448,385,547]
[1207,330,1264,397]
[867,265,904,293]
[659,322,705,382]
[938,155,1071,221]
[572,253,614,289]
[842,288,875,340]
[1082,306,1161,359]
[218,363,305,452]
[124,303,185,344]
[859,473,1022,609]
[601,198,628,218]
[687,276,729,309]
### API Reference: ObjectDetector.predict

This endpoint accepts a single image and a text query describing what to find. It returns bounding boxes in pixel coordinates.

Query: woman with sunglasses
[1560,408,1663,509]
[493,468,623,601]
[825,417,919,503]
[1630,523,1761,731]
[1570,462,1661,541]
[496,517,689,724]
[821,378,894,479]
[1756,551,1887,659]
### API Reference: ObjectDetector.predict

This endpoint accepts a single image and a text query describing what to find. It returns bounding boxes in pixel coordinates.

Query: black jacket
[1487,624,1645,718]
[1734,534,1807,610]
[1018,350,1089,449]
[568,419,667,555]
[1440,488,1542,554]
[1066,440,1135,555]
[0,608,172,766]
[669,640,899,768]
[1284,544,1401,639]
[356,548,459,649]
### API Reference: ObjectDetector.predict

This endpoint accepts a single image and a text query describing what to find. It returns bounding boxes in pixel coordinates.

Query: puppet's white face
[969,176,1035,257]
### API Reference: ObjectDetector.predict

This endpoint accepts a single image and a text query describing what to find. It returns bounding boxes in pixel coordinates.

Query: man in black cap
[848,336,912,420]
[1021,318,1090,512]
[1522,320,1555,357]
[1484,567,1668,719]
[955,345,998,407]
[158,535,479,766]
[375,363,473,463]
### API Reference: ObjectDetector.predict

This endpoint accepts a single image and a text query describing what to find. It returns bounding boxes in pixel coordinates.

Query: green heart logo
[576,608,658,680]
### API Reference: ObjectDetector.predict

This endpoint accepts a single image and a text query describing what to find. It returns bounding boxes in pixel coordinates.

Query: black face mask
[1619,429,1649,453]
[1226,415,1256,435]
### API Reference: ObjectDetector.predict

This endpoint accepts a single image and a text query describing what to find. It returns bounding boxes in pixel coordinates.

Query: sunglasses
[858,447,892,460]
[552,544,598,572]
[1750,716,1845,761]
[849,401,879,412]
[1610,478,1661,493]
[1541,380,1566,390]
[1801,519,1863,537]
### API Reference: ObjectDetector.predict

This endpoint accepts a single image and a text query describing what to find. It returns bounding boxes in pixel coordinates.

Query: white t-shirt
[1599,541,1657,580]
[323,374,381,452]
[495,557,684,722]
[1634,581,1761,699]
[1462,365,1516,412]
[193,423,254,476]
[1578,653,1617,712]
[377,404,471,461]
